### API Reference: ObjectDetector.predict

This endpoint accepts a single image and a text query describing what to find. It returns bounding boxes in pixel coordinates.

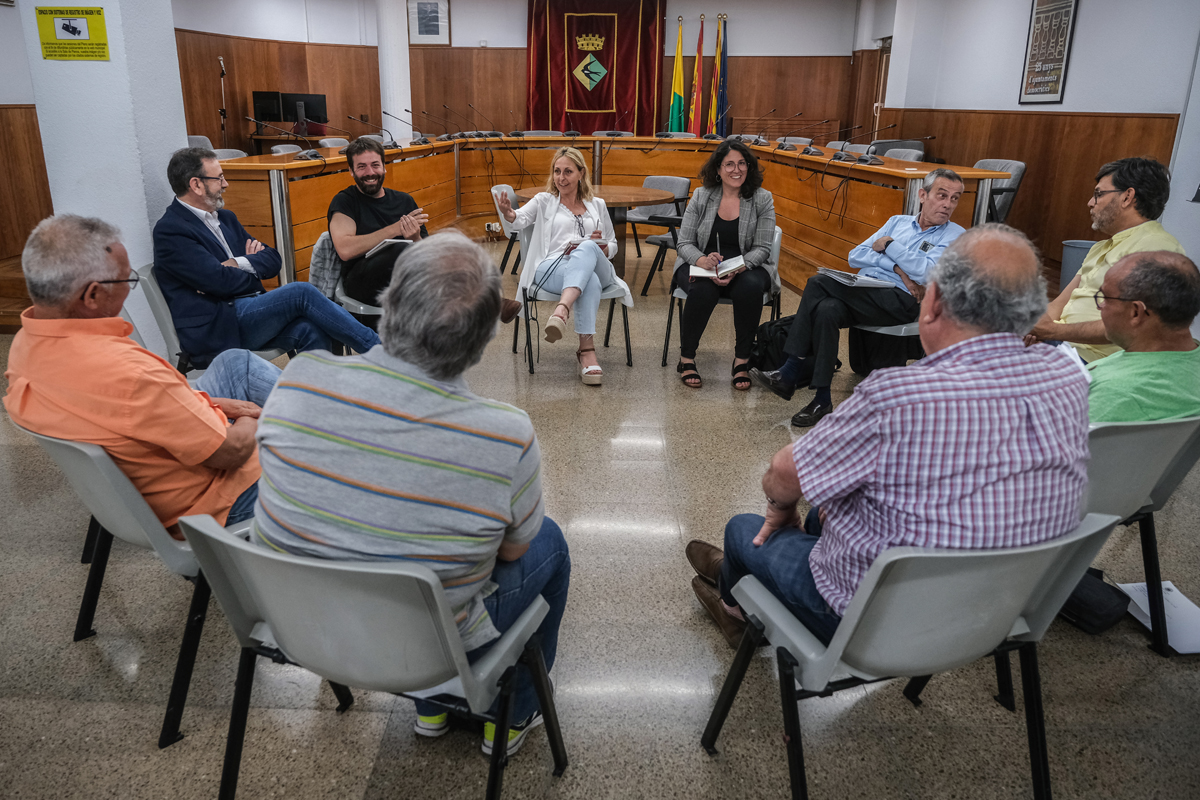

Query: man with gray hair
[688,224,1089,648]
[5,215,281,532]
[752,168,967,426]
[251,231,569,757]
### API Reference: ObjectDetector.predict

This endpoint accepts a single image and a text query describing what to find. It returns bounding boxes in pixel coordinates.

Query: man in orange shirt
[5,215,280,530]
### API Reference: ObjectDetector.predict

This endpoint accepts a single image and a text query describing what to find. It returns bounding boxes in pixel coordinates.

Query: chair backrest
[17,424,199,576]
[270,144,302,155]
[769,225,782,273]
[726,134,765,145]
[180,514,498,711]
[778,136,812,145]
[214,149,248,160]
[1083,417,1200,520]
[592,130,633,136]
[138,264,186,369]
[871,138,926,157]
[973,158,1027,222]
[119,307,146,349]
[826,140,846,149]
[187,135,213,149]
[490,184,521,237]
[655,131,697,138]
[629,175,692,219]
[318,137,350,148]
[828,513,1121,681]
[886,148,924,162]
[843,143,871,154]
[359,134,384,143]
[522,130,563,136]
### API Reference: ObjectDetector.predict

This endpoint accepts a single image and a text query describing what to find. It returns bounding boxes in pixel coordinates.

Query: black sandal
[731,361,752,391]
[677,360,702,388]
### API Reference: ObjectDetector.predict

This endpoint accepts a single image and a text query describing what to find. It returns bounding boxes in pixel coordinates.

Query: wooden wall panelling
[306,43,382,136]
[409,47,528,135]
[221,180,274,226]
[848,49,881,134]
[0,105,54,261]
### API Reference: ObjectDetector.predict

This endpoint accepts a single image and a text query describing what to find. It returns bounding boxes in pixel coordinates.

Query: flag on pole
[686,16,704,135]
[668,17,685,132]
[707,15,729,137]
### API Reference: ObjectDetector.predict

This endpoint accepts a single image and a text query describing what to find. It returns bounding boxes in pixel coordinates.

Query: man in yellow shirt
[1026,158,1184,362]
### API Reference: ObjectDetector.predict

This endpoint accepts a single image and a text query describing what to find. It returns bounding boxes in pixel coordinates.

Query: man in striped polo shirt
[252,232,569,757]
[688,224,1090,648]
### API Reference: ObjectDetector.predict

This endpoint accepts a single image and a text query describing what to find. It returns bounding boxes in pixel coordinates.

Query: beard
[354,172,383,195]
[204,186,225,211]
[1091,202,1117,233]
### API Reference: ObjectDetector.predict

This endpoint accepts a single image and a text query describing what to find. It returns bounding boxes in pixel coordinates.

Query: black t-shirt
[703,213,743,260]
[327,186,429,262]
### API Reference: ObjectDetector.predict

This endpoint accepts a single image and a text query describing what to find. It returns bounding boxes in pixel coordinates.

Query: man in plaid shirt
[687,224,1090,647]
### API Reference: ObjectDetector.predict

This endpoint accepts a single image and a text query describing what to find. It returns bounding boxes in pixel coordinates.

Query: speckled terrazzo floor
[1,239,1198,799]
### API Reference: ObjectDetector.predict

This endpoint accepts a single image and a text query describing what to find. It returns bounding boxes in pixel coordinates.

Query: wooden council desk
[217,136,1008,292]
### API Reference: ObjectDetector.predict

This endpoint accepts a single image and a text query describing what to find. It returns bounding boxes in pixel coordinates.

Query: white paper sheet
[1116,581,1200,653]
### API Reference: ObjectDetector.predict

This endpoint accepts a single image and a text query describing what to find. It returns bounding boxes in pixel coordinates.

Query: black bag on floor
[847,326,925,377]
[1057,568,1131,635]
[748,314,795,372]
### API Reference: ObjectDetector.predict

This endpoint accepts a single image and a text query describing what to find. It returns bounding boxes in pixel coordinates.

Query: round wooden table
[513,184,678,277]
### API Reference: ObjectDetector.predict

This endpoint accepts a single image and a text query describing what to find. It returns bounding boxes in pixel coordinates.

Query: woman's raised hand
[496,191,517,222]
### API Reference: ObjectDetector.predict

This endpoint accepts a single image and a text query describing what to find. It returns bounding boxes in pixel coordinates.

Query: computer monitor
[280,93,328,124]
[252,91,283,121]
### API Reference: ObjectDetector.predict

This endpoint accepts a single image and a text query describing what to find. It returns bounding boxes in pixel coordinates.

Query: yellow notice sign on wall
[36,7,110,61]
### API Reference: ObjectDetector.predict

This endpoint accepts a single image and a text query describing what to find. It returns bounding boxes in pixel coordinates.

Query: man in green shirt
[1088,251,1200,422]
[1027,158,1185,362]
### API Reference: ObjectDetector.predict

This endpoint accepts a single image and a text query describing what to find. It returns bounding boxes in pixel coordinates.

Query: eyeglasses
[722,160,748,172]
[1092,289,1140,309]
[1091,188,1122,202]
[80,274,140,301]
[197,174,227,184]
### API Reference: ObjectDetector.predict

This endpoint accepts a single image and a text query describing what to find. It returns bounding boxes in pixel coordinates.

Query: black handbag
[1058,568,1131,635]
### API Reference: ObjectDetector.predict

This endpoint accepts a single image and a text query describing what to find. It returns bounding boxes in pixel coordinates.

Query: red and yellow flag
[686,17,704,135]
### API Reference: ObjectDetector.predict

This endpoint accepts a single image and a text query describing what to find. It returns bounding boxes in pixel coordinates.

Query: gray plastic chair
[662,227,783,366]
[187,135,213,149]
[179,513,568,800]
[826,140,847,150]
[702,512,1122,800]
[522,130,563,136]
[335,276,382,318]
[871,138,926,157]
[843,143,872,154]
[139,264,286,374]
[318,137,350,148]
[725,134,766,145]
[625,176,691,258]
[974,159,1027,223]
[270,144,302,155]
[885,148,924,162]
[16,423,251,748]
[777,136,812,146]
[358,134,385,143]
[490,184,523,274]
[214,149,248,160]
[654,131,697,138]
[592,130,633,136]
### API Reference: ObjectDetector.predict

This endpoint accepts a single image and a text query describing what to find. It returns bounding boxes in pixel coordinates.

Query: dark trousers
[784,274,918,388]
[343,241,409,306]
[675,265,772,359]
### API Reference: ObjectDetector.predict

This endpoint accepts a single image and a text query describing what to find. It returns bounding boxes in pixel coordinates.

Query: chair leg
[662,286,678,367]
[701,617,763,754]
[511,310,520,354]
[74,526,113,642]
[522,636,568,777]
[82,515,100,564]
[777,648,810,800]
[159,573,212,748]
[522,289,535,375]
[219,648,258,800]
[1018,643,1052,800]
[1139,513,1173,657]
[500,235,516,273]
[622,305,633,367]
[604,298,615,348]
[641,246,665,297]
[993,650,1016,712]
[902,675,931,708]
[630,222,641,257]
[485,666,517,800]
[511,247,522,276]
[329,681,354,713]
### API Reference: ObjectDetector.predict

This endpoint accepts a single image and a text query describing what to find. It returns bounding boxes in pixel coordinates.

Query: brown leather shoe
[500,298,521,324]
[686,539,724,586]
[692,576,747,649]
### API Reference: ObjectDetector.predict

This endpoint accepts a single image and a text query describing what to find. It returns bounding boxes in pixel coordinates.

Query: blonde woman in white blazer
[497,146,633,386]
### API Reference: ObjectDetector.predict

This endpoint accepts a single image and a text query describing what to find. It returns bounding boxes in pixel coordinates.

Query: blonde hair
[543,146,594,202]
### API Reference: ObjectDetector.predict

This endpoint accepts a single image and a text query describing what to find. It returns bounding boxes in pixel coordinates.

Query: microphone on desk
[773,119,831,151]
[443,104,483,137]
[564,113,582,137]
[347,116,400,149]
[409,108,459,141]
[382,110,430,145]
[466,104,504,138]
[308,118,354,152]
[813,125,863,159]
[829,124,897,163]
[702,105,733,140]
[758,109,802,143]
[874,134,937,162]
[741,108,776,136]
[246,116,321,159]
[601,110,632,136]
[507,110,525,137]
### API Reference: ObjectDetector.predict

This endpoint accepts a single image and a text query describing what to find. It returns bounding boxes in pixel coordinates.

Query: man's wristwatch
[765,495,796,510]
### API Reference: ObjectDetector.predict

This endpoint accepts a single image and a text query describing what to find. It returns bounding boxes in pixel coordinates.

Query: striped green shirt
[252,349,544,651]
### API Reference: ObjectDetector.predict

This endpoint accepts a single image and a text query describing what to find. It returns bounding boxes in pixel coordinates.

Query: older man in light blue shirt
[751,168,965,427]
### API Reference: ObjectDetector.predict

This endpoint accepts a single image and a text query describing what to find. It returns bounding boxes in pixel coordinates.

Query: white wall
[0,5,35,104]
[451,0,526,48]
[854,0,896,51]
[888,0,1200,113]
[1162,32,1200,261]
[663,0,857,57]
[170,0,377,45]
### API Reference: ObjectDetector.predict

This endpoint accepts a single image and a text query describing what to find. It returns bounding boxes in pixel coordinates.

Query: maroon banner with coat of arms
[526,0,665,136]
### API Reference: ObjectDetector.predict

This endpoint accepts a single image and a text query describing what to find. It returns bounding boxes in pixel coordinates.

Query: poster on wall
[408,0,450,45]
[1019,0,1077,104]
[35,7,110,61]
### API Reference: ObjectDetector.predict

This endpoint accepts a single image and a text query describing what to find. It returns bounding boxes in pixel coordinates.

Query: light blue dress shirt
[848,214,965,295]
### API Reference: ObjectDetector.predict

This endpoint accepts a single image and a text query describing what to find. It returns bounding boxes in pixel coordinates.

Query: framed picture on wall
[408,0,450,45]
[1019,0,1078,104]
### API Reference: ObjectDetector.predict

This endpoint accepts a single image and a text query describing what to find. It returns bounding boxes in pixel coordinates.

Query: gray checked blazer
[672,185,778,293]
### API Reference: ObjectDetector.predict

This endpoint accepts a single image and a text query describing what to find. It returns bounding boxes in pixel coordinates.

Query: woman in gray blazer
[672,140,777,389]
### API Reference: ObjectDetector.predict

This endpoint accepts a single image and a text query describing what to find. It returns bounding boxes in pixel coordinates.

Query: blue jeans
[415,516,571,723]
[532,240,619,335]
[234,282,381,355]
[195,349,281,525]
[719,508,842,645]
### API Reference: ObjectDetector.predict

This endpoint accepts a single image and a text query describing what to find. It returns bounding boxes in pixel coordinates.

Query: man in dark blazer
[153,147,380,369]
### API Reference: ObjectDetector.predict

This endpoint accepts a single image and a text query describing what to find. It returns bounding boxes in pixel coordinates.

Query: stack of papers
[817,267,894,289]
[1117,580,1200,653]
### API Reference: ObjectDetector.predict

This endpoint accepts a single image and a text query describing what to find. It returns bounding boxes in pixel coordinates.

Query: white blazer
[505,190,634,309]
